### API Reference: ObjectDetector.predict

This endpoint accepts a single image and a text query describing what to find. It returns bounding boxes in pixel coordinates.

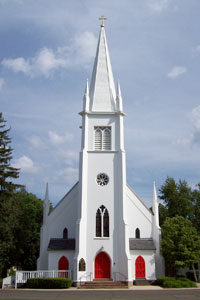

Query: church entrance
[135,256,145,278]
[58,256,69,278]
[95,252,111,279]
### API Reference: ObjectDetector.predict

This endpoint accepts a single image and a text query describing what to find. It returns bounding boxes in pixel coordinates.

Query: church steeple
[89,25,116,112]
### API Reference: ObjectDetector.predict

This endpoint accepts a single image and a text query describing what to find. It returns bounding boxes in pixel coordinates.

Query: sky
[1,0,200,207]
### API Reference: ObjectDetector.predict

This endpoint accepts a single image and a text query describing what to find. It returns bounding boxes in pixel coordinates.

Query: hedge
[155,276,197,288]
[26,278,72,289]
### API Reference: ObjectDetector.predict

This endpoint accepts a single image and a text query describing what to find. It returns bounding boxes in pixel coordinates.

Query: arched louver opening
[63,228,68,239]
[94,127,111,151]
[103,128,111,150]
[96,208,101,237]
[135,228,140,239]
[95,129,102,150]
[96,205,109,237]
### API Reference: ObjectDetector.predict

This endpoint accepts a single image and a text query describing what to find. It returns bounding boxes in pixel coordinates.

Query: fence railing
[15,270,71,288]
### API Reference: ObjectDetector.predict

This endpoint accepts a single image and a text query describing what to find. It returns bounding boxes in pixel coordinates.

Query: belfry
[37,19,164,286]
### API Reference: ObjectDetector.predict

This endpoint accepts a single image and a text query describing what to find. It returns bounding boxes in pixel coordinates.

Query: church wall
[48,250,75,271]
[130,250,156,280]
[47,183,78,241]
[126,187,153,238]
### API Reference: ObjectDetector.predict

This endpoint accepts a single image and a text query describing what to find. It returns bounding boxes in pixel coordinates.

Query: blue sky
[1,0,200,207]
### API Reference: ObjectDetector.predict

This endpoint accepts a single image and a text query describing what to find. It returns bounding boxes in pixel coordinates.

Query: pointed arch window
[79,258,86,271]
[94,127,111,151]
[135,228,140,239]
[63,228,68,239]
[96,205,109,237]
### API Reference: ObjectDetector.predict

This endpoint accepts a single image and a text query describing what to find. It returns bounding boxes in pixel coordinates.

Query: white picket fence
[2,270,71,289]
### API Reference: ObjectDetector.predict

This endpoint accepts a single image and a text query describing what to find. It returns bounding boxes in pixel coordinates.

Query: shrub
[26,278,72,289]
[156,276,197,288]
[0,279,2,288]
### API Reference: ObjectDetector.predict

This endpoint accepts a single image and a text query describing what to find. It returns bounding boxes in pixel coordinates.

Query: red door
[95,252,111,279]
[58,256,69,278]
[135,256,145,278]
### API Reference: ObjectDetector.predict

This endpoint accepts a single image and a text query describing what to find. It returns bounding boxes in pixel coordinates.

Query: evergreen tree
[0,112,20,196]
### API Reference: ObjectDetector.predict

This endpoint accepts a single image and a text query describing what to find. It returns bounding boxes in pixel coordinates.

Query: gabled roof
[89,26,116,112]
[127,183,153,215]
[129,239,156,250]
[48,238,75,251]
[49,181,79,215]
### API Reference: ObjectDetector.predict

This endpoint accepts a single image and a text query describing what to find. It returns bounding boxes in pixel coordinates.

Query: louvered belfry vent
[94,127,111,151]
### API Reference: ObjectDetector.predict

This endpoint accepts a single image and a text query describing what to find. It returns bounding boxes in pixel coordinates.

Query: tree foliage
[0,190,43,277]
[161,216,200,279]
[0,112,20,196]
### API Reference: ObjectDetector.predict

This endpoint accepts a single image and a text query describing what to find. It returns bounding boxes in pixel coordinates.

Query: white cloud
[56,167,78,184]
[13,155,39,173]
[2,31,97,78]
[48,130,73,145]
[0,77,5,90]
[167,66,187,78]
[28,135,44,148]
[191,105,200,130]
[57,149,79,165]
[148,0,169,13]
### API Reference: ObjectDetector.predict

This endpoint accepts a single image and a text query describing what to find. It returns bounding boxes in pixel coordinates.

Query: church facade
[37,23,164,285]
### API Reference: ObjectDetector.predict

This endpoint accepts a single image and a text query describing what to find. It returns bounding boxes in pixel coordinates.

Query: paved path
[0,288,200,300]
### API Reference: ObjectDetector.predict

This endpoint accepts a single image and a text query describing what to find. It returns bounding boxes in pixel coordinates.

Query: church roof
[89,26,116,112]
[48,238,75,250]
[129,239,156,250]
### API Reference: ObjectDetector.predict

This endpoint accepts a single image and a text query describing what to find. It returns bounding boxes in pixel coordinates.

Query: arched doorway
[135,256,145,279]
[95,252,111,279]
[58,256,69,270]
[58,256,69,278]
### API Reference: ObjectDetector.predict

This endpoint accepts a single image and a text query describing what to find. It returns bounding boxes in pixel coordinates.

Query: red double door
[135,256,145,278]
[95,252,111,279]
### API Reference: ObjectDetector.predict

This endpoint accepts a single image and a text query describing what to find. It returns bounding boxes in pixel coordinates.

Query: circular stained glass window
[96,173,109,186]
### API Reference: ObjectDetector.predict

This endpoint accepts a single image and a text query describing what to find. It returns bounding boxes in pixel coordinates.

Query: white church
[37,20,164,286]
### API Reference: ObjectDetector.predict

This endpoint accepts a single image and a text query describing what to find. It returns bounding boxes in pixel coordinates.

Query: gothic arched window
[79,258,86,271]
[94,127,111,151]
[135,228,140,239]
[96,205,109,237]
[63,228,68,239]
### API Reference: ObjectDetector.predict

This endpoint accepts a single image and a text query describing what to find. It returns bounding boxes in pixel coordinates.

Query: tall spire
[116,80,123,111]
[152,181,159,228]
[83,79,90,111]
[89,25,116,112]
[43,183,50,225]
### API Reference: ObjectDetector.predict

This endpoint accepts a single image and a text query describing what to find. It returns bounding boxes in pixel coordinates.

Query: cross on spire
[99,15,107,27]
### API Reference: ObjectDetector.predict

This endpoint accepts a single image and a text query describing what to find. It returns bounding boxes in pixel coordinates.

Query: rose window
[96,173,109,186]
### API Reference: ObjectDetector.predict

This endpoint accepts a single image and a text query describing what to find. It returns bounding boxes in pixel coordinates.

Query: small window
[63,228,68,239]
[79,258,86,271]
[94,127,111,151]
[135,228,140,239]
[96,205,109,237]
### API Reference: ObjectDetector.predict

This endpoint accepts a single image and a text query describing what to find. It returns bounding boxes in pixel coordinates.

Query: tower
[74,21,131,282]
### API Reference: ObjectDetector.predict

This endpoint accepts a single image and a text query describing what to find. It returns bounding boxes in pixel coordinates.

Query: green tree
[191,183,200,233]
[0,112,20,196]
[161,216,200,281]
[0,190,43,277]
[159,177,193,220]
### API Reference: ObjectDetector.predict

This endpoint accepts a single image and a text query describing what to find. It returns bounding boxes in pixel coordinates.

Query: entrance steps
[134,279,150,286]
[79,279,128,289]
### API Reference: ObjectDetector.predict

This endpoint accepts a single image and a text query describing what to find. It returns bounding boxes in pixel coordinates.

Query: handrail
[113,272,128,282]
[79,272,92,285]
